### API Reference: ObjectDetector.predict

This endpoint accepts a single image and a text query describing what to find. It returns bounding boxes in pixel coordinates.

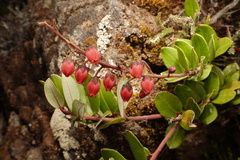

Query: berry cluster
[61,47,156,101]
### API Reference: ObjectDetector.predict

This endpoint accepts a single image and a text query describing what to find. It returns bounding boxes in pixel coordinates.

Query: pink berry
[141,76,154,95]
[168,66,176,73]
[87,77,100,97]
[120,83,133,102]
[103,72,116,91]
[85,47,101,65]
[61,57,75,77]
[75,65,89,84]
[129,60,144,78]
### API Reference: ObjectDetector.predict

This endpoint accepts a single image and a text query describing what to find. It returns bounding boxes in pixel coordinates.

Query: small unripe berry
[87,77,100,97]
[141,76,154,95]
[75,65,89,84]
[61,57,75,77]
[85,47,101,65]
[120,83,133,102]
[129,60,144,78]
[103,72,116,91]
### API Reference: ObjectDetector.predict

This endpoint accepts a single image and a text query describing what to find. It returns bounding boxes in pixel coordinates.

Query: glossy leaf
[199,103,217,124]
[161,47,184,73]
[204,72,220,99]
[50,74,64,96]
[175,39,192,63]
[72,99,85,119]
[195,24,218,47]
[44,78,65,109]
[215,37,233,58]
[101,149,127,160]
[175,45,189,70]
[180,110,196,131]
[155,92,183,118]
[208,34,217,61]
[185,97,201,118]
[62,74,79,111]
[126,131,148,160]
[223,81,240,90]
[174,84,199,106]
[99,80,119,113]
[212,89,236,104]
[184,0,199,19]
[211,65,224,89]
[191,33,209,64]
[166,123,185,149]
[190,47,199,71]
[184,80,206,99]
[117,78,129,117]
[98,117,126,129]
[199,64,213,81]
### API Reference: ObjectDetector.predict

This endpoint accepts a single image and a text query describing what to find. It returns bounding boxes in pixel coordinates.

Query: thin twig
[150,122,180,160]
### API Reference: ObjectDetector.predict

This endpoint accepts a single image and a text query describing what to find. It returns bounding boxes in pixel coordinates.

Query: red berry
[75,65,89,84]
[120,83,133,102]
[87,77,100,97]
[141,76,154,95]
[85,47,101,65]
[103,72,116,91]
[129,60,144,78]
[61,57,75,77]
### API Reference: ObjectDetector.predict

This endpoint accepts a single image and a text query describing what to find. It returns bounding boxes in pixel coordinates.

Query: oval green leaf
[199,103,218,124]
[191,33,209,64]
[126,131,148,160]
[166,123,185,149]
[175,45,190,70]
[212,89,236,104]
[184,0,199,19]
[195,24,218,47]
[44,78,65,109]
[62,74,80,111]
[161,47,184,73]
[215,37,233,58]
[223,81,240,90]
[101,148,127,160]
[180,110,196,131]
[185,97,201,119]
[184,80,206,99]
[204,72,220,99]
[155,92,183,118]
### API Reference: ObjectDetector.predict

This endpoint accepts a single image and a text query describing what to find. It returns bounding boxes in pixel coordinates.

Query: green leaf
[180,110,196,131]
[199,64,213,80]
[175,39,192,63]
[126,131,148,160]
[215,37,233,58]
[77,83,93,115]
[230,94,240,105]
[161,47,184,73]
[208,34,217,61]
[175,45,190,70]
[44,78,65,108]
[212,89,236,104]
[184,0,200,19]
[223,81,240,90]
[204,72,220,99]
[211,65,224,89]
[184,80,206,99]
[117,78,129,117]
[50,74,64,96]
[191,33,209,63]
[62,74,79,111]
[155,92,183,118]
[98,117,126,129]
[174,84,200,106]
[101,148,127,160]
[185,97,201,119]
[88,94,100,114]
[190,47,199,71]
[195,24,218,47]
[99,80,119,113]
[72,99,85,119]
[166,123,185,149]
[223,63,239,83]
[199,103,217,124]
[199,91,214,111]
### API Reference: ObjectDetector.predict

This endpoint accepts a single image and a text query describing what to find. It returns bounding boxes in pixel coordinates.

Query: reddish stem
[150,122,180,160]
